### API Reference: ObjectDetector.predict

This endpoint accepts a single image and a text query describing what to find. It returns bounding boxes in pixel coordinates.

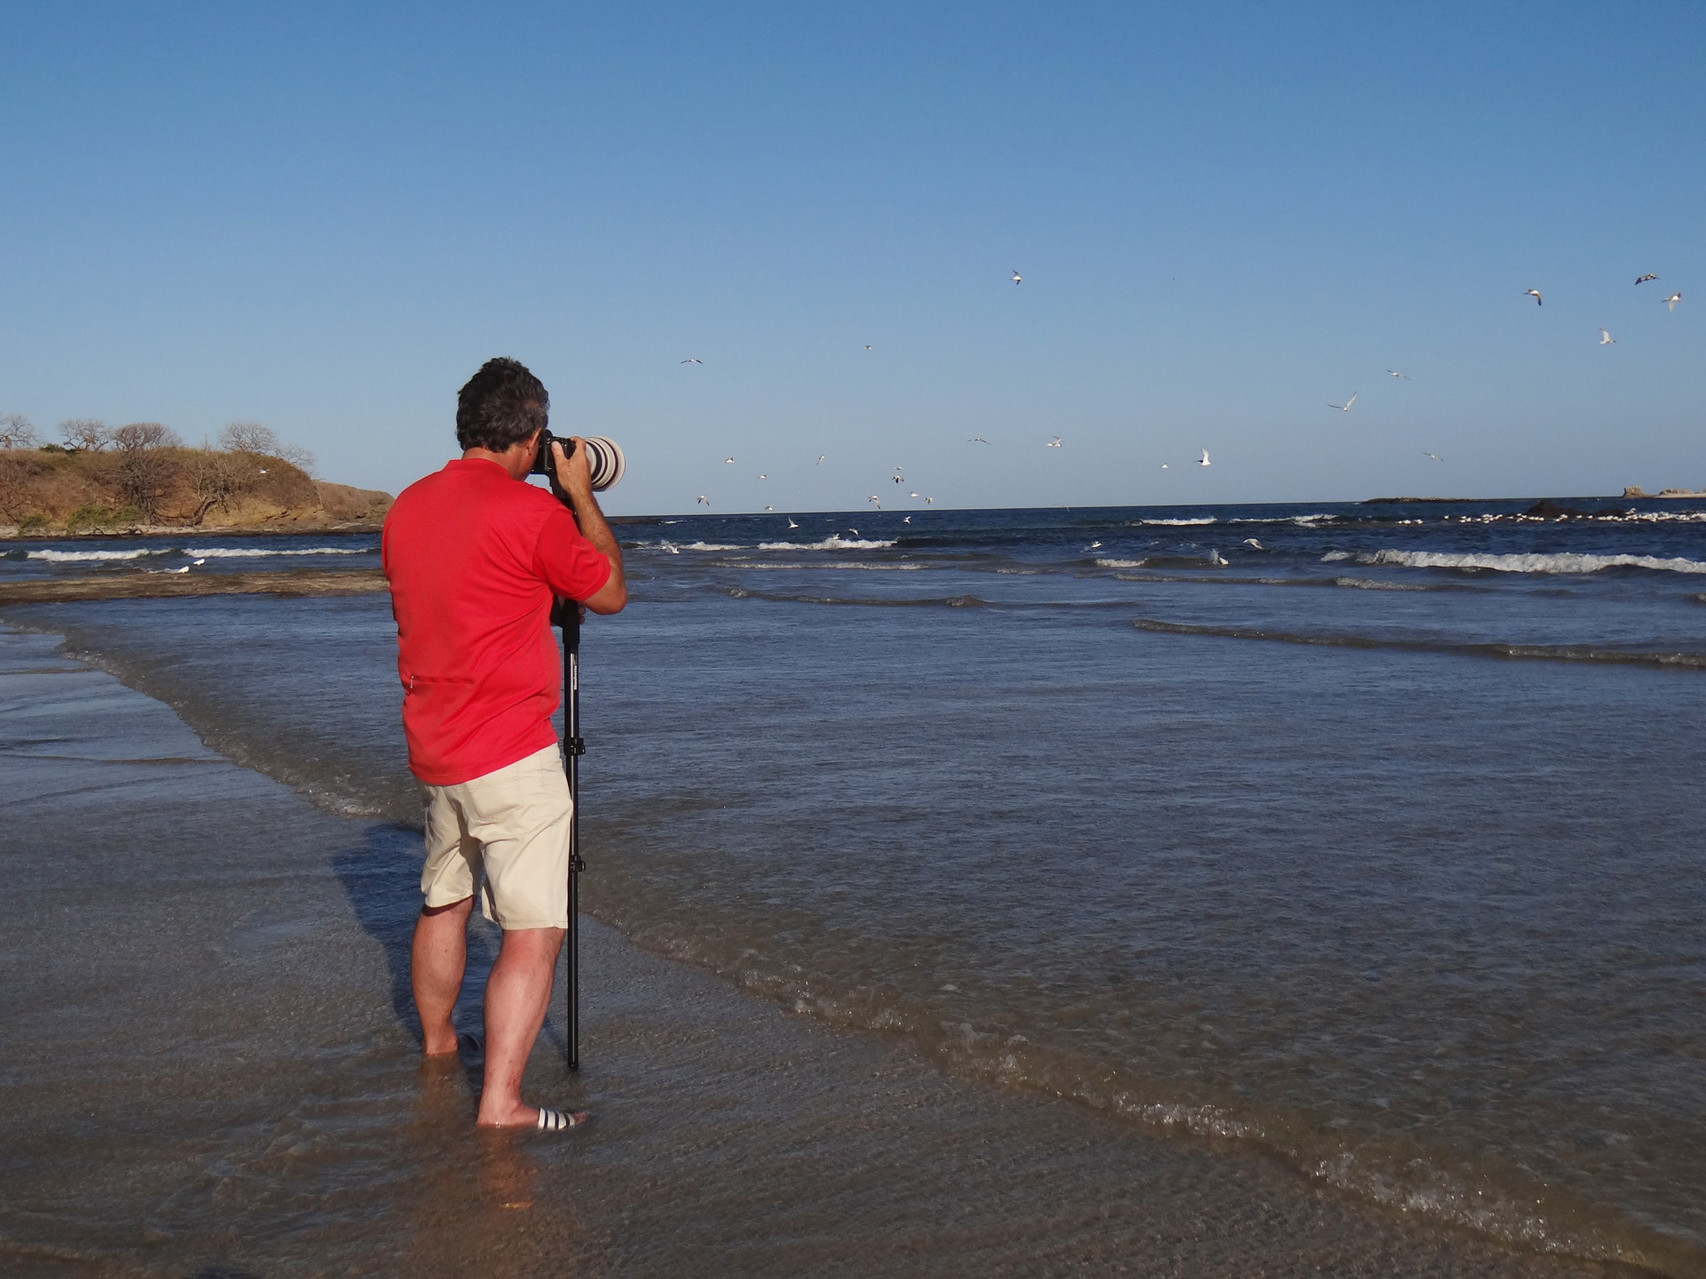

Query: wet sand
[0,627,1654,1278]
[0,567,387,605]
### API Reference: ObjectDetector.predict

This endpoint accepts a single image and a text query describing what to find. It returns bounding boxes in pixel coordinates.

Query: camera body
[531,430,626,492]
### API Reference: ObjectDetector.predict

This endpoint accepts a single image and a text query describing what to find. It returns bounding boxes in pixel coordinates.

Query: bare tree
[1,414,39,449]
[59,418,113,451]
[276,442,317,475]
[114,424,182,521]
[113,422,181,452]
[218,421,280,455]
[188,450,250,525]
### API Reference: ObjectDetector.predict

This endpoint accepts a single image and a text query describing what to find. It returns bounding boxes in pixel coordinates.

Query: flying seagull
[864,344,873,350]
[816,454,826,465]
[868,495,882,507]
[1598,327,1616,345]
[1635,274,1659,285]
[681,357,703,364]
[969,436,991,444]
[1330,392,1358,412]
[1524,289,1543,306]
[1424,452,1444,462]
[1047,436,1062,448]
[902,516,911,523]
[1242,538,1264,549]
[764,504,774,511]
[924,496,934,505]
[1161,463,1169,469]
[696,495,710,505]
[757,473,768,479]
[893,474,904,483]
[1011,270,1022,285]
[909,491,920,498]
[787,518,799,529]
[1198,449,1211,467]
[1663,292,1683,311]
[1386,370,1409,379]
[724,457,735,464]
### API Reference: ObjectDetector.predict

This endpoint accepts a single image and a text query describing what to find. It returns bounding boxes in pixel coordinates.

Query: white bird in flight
[681,357,703,364]
[909,491,920,498]
[724,457,735,464]
[1598,327,1616,345]
[848,528,859,538]
[1424,452,1444,462]
[1010,270,1022,285]
[764,504,774,511]
[1524,289,1543,306]
[787,518,799,529]
[1198,449,1211,467]
[924,496,934,505]
[868,495,881,507]
[1242,538,1263,549]
[1047,436,1062,448]
[1635,273,1659,285]
[1088,540,1102,549]
[1386,370,1409,379]
[1663,292,1682,311]
[816,454,827,465]
[1329,392,1357,412]
[757,473,768,480]
[1160,463,1169,469]
[969,436,991,444]
[696,495,710,505]
[902,516,911,523]
[864,344,873,350]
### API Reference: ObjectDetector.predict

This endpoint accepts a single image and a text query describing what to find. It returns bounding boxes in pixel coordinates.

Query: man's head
[456,358,549,453]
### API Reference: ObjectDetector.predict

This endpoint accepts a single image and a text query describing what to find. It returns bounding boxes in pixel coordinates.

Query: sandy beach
[0,621,1658,1278]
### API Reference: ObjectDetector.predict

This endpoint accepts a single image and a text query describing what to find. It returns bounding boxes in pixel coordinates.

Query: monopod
[552,596,586,1070]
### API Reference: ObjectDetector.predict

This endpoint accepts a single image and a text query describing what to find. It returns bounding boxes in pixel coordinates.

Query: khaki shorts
[420,744,572,930]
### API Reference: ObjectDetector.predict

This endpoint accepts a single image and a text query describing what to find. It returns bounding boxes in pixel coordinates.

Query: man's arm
[551,438,627,615]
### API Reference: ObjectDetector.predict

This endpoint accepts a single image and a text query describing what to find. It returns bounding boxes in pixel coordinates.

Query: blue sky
[3,2,1701,513]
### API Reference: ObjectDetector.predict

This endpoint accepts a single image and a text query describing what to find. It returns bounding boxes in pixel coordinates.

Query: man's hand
[550,438,594,501]
[549,437,627,615]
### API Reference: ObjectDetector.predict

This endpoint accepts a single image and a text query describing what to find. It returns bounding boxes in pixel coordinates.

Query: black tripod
[551,597,587,1070]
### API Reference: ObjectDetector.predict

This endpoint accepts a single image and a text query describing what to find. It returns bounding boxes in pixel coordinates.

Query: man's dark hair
[456,357,549,452]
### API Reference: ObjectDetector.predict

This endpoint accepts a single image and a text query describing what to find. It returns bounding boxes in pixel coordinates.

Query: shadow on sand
[330,823,505,1084]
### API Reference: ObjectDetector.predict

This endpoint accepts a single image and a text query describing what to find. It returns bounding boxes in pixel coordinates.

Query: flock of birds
[679,268,1685,511]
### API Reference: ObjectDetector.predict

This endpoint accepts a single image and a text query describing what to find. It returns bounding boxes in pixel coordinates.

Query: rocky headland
[0,445,391,537]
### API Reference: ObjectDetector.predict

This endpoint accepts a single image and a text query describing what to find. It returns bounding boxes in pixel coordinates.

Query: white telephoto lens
[582,436,626,491]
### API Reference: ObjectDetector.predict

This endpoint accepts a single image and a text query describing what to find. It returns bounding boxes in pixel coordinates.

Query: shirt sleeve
[533,502,613,602]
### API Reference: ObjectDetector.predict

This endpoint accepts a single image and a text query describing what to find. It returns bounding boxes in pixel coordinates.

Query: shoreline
[0,620,1668,1278]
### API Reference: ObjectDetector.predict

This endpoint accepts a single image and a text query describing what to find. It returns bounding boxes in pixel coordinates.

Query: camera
[531,430,626,491]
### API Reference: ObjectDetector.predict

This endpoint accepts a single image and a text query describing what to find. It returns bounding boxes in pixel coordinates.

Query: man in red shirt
[382,357,625,1131]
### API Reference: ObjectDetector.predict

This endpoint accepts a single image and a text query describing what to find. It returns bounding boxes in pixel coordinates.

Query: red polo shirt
[382,458,612,785]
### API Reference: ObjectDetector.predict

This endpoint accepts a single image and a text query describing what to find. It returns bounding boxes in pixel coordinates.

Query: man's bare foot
[423,1029,481,1058]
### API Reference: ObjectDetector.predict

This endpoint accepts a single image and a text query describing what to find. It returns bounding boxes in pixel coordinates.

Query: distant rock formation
[1624,484,1706,499]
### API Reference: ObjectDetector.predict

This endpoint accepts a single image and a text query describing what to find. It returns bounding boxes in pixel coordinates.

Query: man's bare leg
[475,926,565,1127]
[412,896,475,1056]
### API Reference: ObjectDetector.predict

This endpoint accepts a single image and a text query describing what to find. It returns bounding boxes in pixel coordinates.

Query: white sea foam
[1354,549,1706,576]
[182,546,374,558]
[1136,517,1216,526]
[755,537,899,551]
[27,549,159,562]
[1095,558,1148,569]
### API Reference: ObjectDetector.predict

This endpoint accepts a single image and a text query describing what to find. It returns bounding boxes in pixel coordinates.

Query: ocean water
[4,496,1704,1276]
